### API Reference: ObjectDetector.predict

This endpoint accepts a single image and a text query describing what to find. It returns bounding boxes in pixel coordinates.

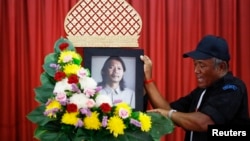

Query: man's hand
[147,108,170,117]
[140,55,153,80]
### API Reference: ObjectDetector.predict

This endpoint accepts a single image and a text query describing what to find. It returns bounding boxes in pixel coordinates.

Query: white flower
[79,77,97,89]
[95,94,113,107]
[69,93,89,109]
[53,78,72,94]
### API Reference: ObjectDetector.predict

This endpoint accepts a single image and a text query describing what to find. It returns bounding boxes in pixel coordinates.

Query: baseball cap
[183,35,230,61]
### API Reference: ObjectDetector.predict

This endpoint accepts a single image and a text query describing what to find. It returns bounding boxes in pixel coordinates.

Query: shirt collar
[207,71,233,90]
[104,85,121,94]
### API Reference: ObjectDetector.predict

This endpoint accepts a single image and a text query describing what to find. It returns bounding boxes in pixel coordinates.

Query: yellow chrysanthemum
[139,112,152,132]
[61,112,79,125]
[46,100,61,110]
[63,64,81,76]
[83,111,101,130]
[45,100,62,117]
[107,116,126,137]
[58,50,82,64]
[114,102,132,116]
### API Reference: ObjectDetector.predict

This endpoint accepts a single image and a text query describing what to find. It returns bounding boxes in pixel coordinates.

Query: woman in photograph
[98,56,135,108]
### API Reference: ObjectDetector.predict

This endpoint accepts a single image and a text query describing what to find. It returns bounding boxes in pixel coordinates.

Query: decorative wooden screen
[64,0,142,47]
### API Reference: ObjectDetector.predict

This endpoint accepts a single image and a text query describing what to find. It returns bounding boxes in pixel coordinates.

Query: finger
[144,55,151,62]
[140,55,144,61]
[144,55,149,60]
[147,109,159,113]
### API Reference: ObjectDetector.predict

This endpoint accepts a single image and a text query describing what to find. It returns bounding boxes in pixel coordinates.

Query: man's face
[193,58,221,88]
[107,60,124,83]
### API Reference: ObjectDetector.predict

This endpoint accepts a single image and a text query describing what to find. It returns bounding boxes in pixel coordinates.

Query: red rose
[66,103,78,113]
[100,103,112,113]
[68,74,79,84]
[59,42,69,50]
[54,71,66,81]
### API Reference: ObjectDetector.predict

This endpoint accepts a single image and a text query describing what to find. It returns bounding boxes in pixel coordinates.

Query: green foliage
[34,84,54,104]
[26,105,53,126]
[40,72,55,86]
[148,113,174,141]
[43,53,58,77]
[28,109,174,141]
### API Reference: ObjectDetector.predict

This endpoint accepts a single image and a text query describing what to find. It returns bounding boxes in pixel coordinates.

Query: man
[140,35,249,141]
[98,56,135,108]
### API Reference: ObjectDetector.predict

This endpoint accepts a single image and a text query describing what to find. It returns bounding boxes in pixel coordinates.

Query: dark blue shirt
[170,72,249,141]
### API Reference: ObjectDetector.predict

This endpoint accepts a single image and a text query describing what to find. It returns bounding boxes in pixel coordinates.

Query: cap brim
[183,50,213,60]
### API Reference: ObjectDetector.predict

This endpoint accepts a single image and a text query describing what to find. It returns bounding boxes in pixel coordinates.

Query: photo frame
[84,47,144,111]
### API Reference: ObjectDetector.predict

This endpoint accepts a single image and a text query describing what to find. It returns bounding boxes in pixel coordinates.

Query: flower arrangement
[27,37,174,141]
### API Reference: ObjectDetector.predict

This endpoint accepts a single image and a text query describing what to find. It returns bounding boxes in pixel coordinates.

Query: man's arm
[140,55,171,110]
[172,111,214,131]
[144,82,171,110]
[148,108,215,131]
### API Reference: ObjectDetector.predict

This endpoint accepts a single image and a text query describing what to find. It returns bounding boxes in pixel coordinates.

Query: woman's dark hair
[98,56,126,91]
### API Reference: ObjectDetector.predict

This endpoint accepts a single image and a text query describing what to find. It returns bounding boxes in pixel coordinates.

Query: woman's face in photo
[107,59,124,83]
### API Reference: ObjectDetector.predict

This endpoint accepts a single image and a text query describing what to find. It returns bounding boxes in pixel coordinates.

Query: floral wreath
[27,37,174,141]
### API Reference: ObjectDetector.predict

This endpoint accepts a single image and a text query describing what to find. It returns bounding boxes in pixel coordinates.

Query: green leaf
[44,53,58,64]
[72,57,82,65]
[116,130,153,141]
[35,125,70,141]
[75,128,154,141]
[74,128,92,141]
[40,72,55,86]
[34,84,54,103]
[26,105,52,126]
[147,113,174,141]
[131,111,140,119]
[43,53,58,77]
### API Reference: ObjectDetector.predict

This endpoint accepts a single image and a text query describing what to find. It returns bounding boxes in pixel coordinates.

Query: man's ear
[219,62,227,72]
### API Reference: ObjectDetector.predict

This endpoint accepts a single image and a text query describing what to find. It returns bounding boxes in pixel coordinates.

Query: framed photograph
[84,47,144,111]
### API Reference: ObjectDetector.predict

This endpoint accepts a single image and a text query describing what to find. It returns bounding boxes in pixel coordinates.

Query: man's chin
[197,83,207,88]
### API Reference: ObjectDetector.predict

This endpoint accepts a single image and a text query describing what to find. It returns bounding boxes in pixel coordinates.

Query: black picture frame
[84,47,144,111]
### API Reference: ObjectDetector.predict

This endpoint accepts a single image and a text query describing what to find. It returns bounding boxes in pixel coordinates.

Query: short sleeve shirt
[99,85,135,108]
[170,72,249,141]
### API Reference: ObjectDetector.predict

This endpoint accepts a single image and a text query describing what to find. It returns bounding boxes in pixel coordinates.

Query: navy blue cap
[183,35,230,61]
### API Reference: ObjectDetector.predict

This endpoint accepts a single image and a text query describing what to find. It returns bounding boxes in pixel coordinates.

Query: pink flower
[119,108,129,119]
[86,99,95,108]
[84,88,96,97]
[75,119,83,127]
[55,92,67,103]
[77,68,88,78]
[63,55,73,63]
[102,116,108,127]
